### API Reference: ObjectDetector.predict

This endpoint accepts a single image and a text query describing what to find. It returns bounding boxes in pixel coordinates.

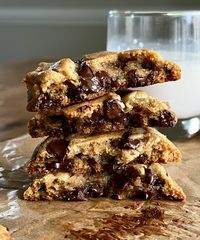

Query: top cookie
[25,49,181,112]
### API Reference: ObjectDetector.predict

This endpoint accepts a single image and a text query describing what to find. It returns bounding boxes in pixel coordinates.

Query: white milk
[136,51,200,119]
[108,43,200,119]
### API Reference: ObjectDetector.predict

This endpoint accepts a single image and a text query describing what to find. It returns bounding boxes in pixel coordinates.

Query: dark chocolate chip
[137,191,150,200]
[141,61,154,70]
[66,82,82,101]
[154,177,165,187]
[119,131,141,150]
[95,71,112,89]
[165,68,175,81]
[129,114,143,127]
[111,79,121,89]
[126,70,155,87]
[62,159,74,172]
[46,139,69,160]
[48,114,66,122]
[38,183,47,193]
[110,166,140,190]
[109,172,128,189]
[110,139,120,148]
[86,184,104,198]
[144,168,155,184]
[79,62,93,79]
[74,57,85,65]
[61,189,87,201]
[87,158,99,173]
[134,154,149,164]
[36,93,61,111]
[103,99,125,120]
[79,63,101,93]
[148,118,159,126]
[126,70,148,87]
[159,110,176,127]
[121,139,141,149]
[81,77,101,93]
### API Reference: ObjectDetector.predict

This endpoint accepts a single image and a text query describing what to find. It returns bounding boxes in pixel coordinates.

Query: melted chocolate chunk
[85,184,104,198]
[142,60,154,70]
[78,62,93,79]
[121,139,141,149]
[165,68,174,81]
[36,93,61,111]
[154,177,165,187]
[61,189,87,201]
[126,70,155,87]
[119,131,141,149]
[110,166,140,190]
[66,82,82,101]
[87,158,99,173]
[79,63,101,93]
[95,71,112,89]
[111,79,121,89]
[48,114,66,122]
[126,70,148,87]
[38,183,47,193]
[137,191,150,200]
[148,118,159,126]
[159,110,176,127]
[103,99,125,120]
[129,113,143,127]
[61,119,76,136]
[134,154,149,164]
[46,139,69,160]
[81,76,101,93]
[145,168,155,184]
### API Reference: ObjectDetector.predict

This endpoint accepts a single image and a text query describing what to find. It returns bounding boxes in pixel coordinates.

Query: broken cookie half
[23,163,186,201]
[26,127,181,176]
[25,49,181,112]
[29,90,177,138]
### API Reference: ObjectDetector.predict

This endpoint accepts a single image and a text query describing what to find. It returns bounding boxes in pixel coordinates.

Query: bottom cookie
[0,225,11,240]
[23,163,186,201]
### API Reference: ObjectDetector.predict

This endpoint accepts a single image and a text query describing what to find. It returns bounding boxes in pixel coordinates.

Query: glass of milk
[107,11,200,139]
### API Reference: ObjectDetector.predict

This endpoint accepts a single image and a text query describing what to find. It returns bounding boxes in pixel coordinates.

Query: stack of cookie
[23,49,186,201]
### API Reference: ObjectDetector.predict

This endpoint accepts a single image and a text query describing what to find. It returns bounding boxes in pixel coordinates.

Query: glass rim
[108,10,200,17]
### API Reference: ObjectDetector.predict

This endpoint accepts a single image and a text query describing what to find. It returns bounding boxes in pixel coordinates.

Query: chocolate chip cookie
[25,49,181,112]
[26,127,181,176]
[0,225,11,240]
[29,91,177,137]
[23,163,186,201]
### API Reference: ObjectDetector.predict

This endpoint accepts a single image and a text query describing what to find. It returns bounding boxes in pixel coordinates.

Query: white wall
[0,0,199,63]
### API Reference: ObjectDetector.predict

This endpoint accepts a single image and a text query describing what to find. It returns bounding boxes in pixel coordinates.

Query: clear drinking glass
[107,11,200,139]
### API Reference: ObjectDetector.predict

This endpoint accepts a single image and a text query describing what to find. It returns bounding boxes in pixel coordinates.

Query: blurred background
[1,0,200,63]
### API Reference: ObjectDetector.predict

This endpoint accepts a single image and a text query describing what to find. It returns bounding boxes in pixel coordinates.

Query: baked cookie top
[25,49,181,112]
